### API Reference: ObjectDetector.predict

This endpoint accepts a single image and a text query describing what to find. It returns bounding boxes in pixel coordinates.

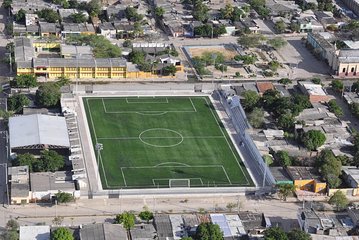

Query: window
[343,68,346,73]
[352,67,355,72]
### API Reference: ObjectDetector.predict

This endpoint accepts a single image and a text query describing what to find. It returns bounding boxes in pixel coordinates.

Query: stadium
[77,92,259,192]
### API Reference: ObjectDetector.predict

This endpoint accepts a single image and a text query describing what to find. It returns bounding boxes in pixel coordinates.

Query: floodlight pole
[95,143,103,182]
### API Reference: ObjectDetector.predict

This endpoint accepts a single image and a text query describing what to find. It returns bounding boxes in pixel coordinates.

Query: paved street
[1,195,302,229]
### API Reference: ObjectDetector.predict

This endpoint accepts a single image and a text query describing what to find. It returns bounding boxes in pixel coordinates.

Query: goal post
[169,179,190,188]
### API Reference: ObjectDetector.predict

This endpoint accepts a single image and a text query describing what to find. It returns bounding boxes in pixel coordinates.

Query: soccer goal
[169,179,191,188]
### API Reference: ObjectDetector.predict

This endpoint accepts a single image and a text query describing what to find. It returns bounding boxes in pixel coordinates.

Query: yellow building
[14,37,183,79]
[286,166,327,194]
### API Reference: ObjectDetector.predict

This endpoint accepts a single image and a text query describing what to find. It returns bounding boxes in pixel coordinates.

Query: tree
[311,77,321,84]
[69,13,87,23]
[277,183,295,201]
[193,1,209,22]
[139,210,153,223]
[7,94,30,113]
[317,149,342,188]
[268,60,280,72]
[287,229,311,240]
[2,230,19,240]
[329,191,349,211]
[15,9,26,24]
[249,0,270,17]
[35,83,61,107]
[123,40,132,48]
[278,78,292,85]
[290,22,300,33]
[275,151,292,167]
[125,6,143,21]
[238,34,266,48]
[274,20,286,33]
[302,130,326,151]
[40,150,65,172]
[241,90,260,111]
[234,54,257,65]
[55,191,74,203]
[6,219,19,231]
[114,212,135,230]
[264,227,288,240]
[162,65,177,76]
[277,112,295,131]
[13,74,37,88]
[226,202,238,212]
[2,0,12,9]
[67,35,121,58]
[330,79,344,93]
[154,7,165,18]
[51,227,74,240]
[247,107,264,128]
[195,222,223,240]
[128,50,146,64]
[268,37,287,50]
[15,153,36,172]
[36,9,60,23]
[328,99,343,117]
[352,80,359,93]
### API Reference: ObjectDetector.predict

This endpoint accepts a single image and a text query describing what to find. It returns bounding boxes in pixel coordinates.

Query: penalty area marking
[125,97,169,104]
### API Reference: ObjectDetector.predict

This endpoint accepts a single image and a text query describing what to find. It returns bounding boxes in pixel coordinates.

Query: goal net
[169,179,190,188]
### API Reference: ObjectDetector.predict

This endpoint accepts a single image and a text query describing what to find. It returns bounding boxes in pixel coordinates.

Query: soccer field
[83,96,253,189]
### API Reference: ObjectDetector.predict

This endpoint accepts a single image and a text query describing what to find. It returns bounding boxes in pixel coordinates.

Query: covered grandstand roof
[9,114,70,149]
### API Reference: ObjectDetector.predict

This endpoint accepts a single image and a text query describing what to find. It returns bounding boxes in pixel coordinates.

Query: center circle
[139,128,184,148]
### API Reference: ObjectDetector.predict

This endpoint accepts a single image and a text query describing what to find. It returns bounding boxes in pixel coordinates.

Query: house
[342,166,359,195]
[19,226,50,240]
[217,20,236,36]
[314,11,338,28]
[61,23,96,38]
[342,0,359,16]
[286,166,326,193]
[39,23,61,38]
[169,215,187,239]
[256,82,274,95]
[336,49,359,77]
[60,44,93,59]
[234,18,260,34]
[266,0,300,17]
[154,215,174,240]
[80,223,128,240]
[114,22,136,39]
[106,4,127,21]
[9,114,70,156]
[298,81,332,103]
[130,224,157,240]
[238,211,268,237]
[297,208,335,234]
[297,18,313,33]
[348,209,359,226]
[306,32,335,61]
[270,167,293,185]
[99,22,117,39]
[25,14,38,26]
[8,166,30,205]
[30,171,79,200]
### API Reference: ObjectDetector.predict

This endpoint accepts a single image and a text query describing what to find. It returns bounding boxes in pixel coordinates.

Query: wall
[327,188,359,196]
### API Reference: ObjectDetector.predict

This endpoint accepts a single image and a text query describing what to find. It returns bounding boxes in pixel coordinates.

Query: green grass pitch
[83,96,253,189]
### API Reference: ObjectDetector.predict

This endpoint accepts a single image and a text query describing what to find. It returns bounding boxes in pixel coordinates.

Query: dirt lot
[188,45,238,60]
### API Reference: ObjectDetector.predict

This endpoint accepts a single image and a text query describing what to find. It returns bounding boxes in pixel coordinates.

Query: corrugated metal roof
[9,114,70,148]
[210,214,232,237]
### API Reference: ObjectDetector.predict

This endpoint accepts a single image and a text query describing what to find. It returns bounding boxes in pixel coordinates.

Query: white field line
[121,165,225,169]
[152,178,204,187]
[120,168,128,187]
[204,97,250,186]
[125,97,169,104]
[99,153,110,188]
[104,110,195,113]
[221,165,232,185]
[97,136,225,140]
[102,98,108,112]
[189,97,197,112]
